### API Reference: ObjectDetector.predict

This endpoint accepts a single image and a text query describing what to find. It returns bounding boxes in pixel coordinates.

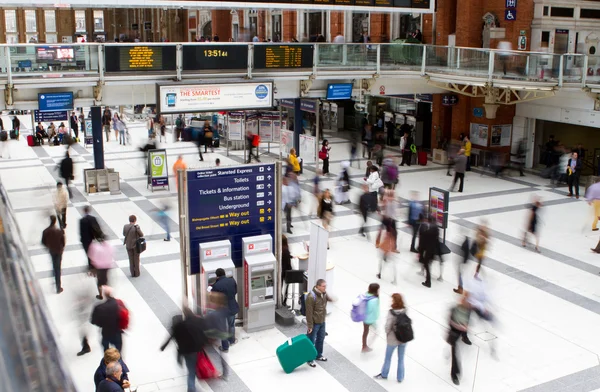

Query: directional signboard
[187,163,276,274]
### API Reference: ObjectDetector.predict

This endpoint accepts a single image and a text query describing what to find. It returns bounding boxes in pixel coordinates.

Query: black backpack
[393,311,414,343]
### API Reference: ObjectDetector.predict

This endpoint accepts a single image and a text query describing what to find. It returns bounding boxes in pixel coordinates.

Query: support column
[211,10,232,41]
[91,106,105,169]
[258,11,267,41]
[283,10,297,42]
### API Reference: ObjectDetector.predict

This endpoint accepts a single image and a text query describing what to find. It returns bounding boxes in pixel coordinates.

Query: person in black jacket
[418,215,441,288]
[91,286,122,352]
[59,151,74,199]
[453,236,471,294]
[94,348,130,389]
[281,235,293,306]
[79,205,103,272]
[210,268,239,353]
[70,111,79,139]
[358,185,371,238]
[567,151,582,198]
[12,116,20,140]
[160,307,208,392]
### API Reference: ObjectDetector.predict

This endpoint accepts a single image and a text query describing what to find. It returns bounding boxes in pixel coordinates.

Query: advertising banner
[470,123,489,147]
[429,187,449,229]
[259,119,273,142]
[186,163,276,273]
[490,125,512,147]
[272,120,281,145]
[149,149,169,188]
[227,118,244,141]
[158,82,273,114]
[281,130,294,158]
[299,134,317,163]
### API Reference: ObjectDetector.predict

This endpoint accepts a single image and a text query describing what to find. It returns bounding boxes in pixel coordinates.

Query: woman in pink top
[88,235,114,300]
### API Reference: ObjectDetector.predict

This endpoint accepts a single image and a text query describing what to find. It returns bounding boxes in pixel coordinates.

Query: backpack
[386,165,398,183]
[300,292,316,316]
[252,134,260,147]
[351,294,375,322]
[393,311,414,343]
[117,299,130,330]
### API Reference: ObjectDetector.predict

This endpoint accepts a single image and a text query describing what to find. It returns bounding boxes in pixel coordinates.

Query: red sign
[379,85,385,95]
[248,244,254,250]
[244,260,249,308]
[205,250,212,256]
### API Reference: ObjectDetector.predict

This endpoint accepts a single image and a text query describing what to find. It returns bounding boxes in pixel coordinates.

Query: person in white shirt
[365,165,383,212]
[54,182,69,229]
[333,32,345,44]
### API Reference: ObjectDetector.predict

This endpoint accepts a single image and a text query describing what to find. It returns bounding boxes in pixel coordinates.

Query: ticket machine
[242,234,276,333]
[198,240,235,312]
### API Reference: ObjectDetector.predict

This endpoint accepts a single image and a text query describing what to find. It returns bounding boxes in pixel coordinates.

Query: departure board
[104,45,177,72]
[253,45,314,69]
[182,45,248,71]
[215,0,431,8]
[411,0,430,8]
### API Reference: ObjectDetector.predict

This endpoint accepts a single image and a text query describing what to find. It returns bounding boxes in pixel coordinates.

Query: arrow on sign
[268,192,273,196]
[267,208,272,213]
[267,184,272,188]
[267,175,272,180]
[267,200,272,205]
[267,166,272,171]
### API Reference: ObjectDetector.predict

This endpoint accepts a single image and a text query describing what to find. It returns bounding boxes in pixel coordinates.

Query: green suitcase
[276,334,318,374]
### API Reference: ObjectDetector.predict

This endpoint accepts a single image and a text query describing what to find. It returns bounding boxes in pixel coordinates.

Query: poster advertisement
[149,149,169,188]
[281,130,294,158]
[272,120,281,144]
[227,118,243,141]
[491,125,512,147]
[158,82,273,113]
[258,119,273,142]
[428,187,449,229]
[300,134,317,163]
[470,123,489,147]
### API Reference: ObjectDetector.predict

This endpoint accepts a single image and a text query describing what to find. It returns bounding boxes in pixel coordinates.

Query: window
[550,7,574,18]
[580,9,600,19]
[75,10,86,32]
[24,10,37,32]
[45,10,57,43]
[543,6,549,16]
[5,10,18,43]
[93,10,104,31]
[248,10,258,39]
[541,31,550,48]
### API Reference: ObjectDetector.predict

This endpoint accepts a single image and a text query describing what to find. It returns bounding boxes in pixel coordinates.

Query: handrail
[0,42,596,89]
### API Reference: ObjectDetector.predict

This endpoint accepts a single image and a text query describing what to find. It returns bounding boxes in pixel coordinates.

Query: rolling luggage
[9,130,17,139]
[0,131,7,141]
[276,334,317,374]
[418,151,427,166]
[27,135,35,147]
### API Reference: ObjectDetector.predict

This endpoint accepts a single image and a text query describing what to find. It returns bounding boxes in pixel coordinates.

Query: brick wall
[212,10,232,41]
[434,0,457,46]
[283,11,296,42]
[330,11,344,39]
[369,13,390,43]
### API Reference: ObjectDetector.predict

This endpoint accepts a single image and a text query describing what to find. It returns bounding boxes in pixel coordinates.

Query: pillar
[283,10,297,42]
[211,10,232,41]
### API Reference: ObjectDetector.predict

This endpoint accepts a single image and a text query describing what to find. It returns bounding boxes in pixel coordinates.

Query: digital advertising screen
[104,45,177,72]
[36,46,75,63]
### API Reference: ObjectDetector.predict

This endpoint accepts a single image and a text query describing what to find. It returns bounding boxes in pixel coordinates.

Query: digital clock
[182,45,248,71]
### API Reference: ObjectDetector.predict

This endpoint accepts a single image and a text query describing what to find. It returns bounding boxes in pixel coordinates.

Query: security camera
[354,103,366,112]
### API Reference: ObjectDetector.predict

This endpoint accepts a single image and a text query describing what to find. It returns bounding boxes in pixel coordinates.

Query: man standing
[59,151,74,199]
[102,108,112,142]
[80,205,102,273]
[175,114,185,141]
[41,215,65,294]
[400,131,413,166]
[306,279,331,367]
[449,149,467,193]
[586,181,600,231]
[463,135,472,171]
[70,111,79,140]
[91,286,122,352]
[123,215,144,277]
[567,151,582,199]
[54,182,69,229]
[210,268,239,353]
[418,215,440,288]
[447,293,472,386]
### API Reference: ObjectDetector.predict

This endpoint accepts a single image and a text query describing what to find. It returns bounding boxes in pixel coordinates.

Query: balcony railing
[0,42,596,88]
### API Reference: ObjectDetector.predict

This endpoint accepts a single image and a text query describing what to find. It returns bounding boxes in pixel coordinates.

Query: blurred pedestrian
[418,214,442,288]
[311,169,322,218]
[374,293,410,382]
[358,184,371,238]
[80,205,103,274]
[91,286,123,352]
[281,235,293,306]
[160,307,208,392]
[408,192,423,253]
[376,189,398,252]
[282,174,300,234]
[335,161,351,204]
[94,348,130,390]
[586,182,600,231]
[453,234,471,294]
[59,151,74,199]
[54,182,68,229]
[464,135,472,171]
[365,165,383,213]
[89,234,114,300]
[173,155,188,190]
[400,132,413,166]
[522,196,541,252]
[381,158,398,192]
[377,221,398,284]
[319,189,334,249]
[473,223,490,280]
[123,215,144,277]
[361,283,380,353]
[245,130,260,163]
[158,204,171,241]
[210,268,239,353]
[447,293,472,386]
[449,149,467,193]
[41,215,65,294]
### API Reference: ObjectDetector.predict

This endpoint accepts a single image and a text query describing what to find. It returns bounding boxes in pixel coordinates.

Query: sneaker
[164,238,171,241]
[308,361,316,368]
[421,282,431,288]
[316,356,327,362]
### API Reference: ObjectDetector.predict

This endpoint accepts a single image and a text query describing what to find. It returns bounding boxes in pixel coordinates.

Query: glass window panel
[75,10,86,32]
[45,10,56,32]
[25,10,37,32]
[93,10,104,31]
[6,34,18,44]
[5,10,17,33]
[46,33,57,43]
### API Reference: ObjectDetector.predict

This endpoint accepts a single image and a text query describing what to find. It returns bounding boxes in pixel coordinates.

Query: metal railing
[0,42,597,88]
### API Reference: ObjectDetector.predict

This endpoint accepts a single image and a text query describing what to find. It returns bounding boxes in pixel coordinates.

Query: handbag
[125,225,146,254]
[196,350,218,380]
[318,150,327,160]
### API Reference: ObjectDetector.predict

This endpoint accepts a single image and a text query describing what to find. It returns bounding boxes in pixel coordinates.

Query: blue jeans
[307,322,326,359]
[183,353,197,392]
[160,214,170,240]
[381,344,406,382]
[221,315,236,350]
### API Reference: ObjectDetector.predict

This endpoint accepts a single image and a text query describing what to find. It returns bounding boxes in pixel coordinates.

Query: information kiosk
[199,240,236,311]
[242,234,276,333]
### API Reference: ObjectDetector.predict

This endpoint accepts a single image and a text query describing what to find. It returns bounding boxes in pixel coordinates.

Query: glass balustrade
[0,43,596,89]
[8,44,99,78]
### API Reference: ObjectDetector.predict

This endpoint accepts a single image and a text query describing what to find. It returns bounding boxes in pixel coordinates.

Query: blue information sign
[326,83,353,100]
[506,0,517,8]
[33,110,68,123]
[38,92,74,112]
[279,99,295,108]
[187,163,276,274]
[505,9,516,21]
[300,99,318,113]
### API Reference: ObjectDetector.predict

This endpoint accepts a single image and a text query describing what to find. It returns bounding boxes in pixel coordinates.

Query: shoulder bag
[125,225,146,254]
